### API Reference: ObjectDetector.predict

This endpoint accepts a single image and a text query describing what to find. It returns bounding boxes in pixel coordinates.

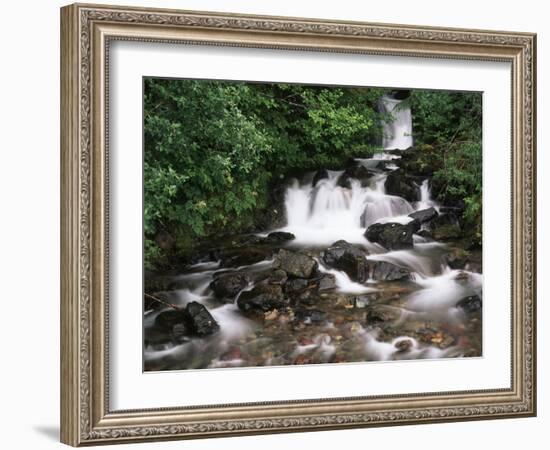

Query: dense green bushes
[406,90,482,245]
[144,79,388,267]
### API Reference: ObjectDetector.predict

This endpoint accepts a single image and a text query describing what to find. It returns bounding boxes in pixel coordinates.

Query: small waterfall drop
[380,94,413,150]
[282,165,415,246]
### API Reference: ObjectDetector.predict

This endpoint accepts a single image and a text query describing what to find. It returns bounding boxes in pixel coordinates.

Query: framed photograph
[60,3,537,446]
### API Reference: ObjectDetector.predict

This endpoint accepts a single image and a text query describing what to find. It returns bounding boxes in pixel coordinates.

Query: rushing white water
[406,270,482,314]
[416,179,440,211]
[146,141,482,369]
[282,169,415,246]
[380,95,413,150]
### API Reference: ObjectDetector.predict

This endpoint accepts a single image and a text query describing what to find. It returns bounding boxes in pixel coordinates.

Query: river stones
[273,249,318,278]
[210,272,250,301]
[146,302,219,346]
[456,295,482,313]
[217,246,271,268]
[368,260,411,281]
[185,302,220,336]
[337,164,373,188]
[237,283,289,313]
[408,207,438,224]
[365,220,420,250]
[384,168,419,202]
[264,231,296,243]
[312,169,329,186]
[322,240,369,282]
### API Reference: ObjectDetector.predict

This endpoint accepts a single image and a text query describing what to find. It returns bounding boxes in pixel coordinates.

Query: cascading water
[380,94,413,150]
[145,148,482,371]
[281,169,414,246]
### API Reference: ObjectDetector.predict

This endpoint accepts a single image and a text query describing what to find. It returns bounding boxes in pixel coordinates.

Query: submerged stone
[273,249,318,278]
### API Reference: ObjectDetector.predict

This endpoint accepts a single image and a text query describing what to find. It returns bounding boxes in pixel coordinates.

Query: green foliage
[144,79,388,267]
[405,90,482,244]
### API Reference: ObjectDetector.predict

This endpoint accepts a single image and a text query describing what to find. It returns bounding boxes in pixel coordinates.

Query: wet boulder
[154,309,188,329]
[284,278,310,295]
[316,273,337,291]
[210,272,250,301]
[237,283,289,312]
[384,169,419,202]
[322,240,369,282]
[341,164,373,187]
[265,231,296,243]
[273,249,318,278]
[217,246,271,268]
[312,169,329,186]
[185,302,220,336]
[365,220,420,250]
[456,295,482,313]
[368,260,411,281]
[408,207,438,224]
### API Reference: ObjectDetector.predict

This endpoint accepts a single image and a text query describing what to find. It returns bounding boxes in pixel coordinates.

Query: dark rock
[185,301,220,336]
[336,172,353,189]
[343,164,374,186]
[210,272,250,301]
[416,229,433,240]
[366,305,402,323]
[312,169,329,186]
[430,212,463,241]
[408,207,438,224]
[274,249,318,278]
[456,295,482,313]
[237,283,288,312]
[147,308,193,346]
[284,278,310,295]
[395,339,414,352]
[218,247,271,268]
[384,169,419,202]
[368,260,411,281]
[365,221,420,250]
[322,240,369,282]
[265,231,296,243]
[294,308,328,324]
[432,212,459,228]
[154,309,188,329]
[265,269,288,285]
[317,273,337,291]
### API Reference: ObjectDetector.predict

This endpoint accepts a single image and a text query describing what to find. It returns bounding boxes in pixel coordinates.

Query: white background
[110,42,511,409]
[0,0,547,449]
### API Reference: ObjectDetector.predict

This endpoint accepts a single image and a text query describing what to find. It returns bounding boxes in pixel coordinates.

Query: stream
[144,96,482,371]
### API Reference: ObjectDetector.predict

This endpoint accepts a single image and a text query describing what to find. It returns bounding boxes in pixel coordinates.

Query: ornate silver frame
[60,3,536,446]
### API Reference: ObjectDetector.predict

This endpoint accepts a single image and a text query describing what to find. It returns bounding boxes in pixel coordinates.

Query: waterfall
[380,94,413,150]
[282,166,414,246]
[145,109,482,370]
[416,179,439,211]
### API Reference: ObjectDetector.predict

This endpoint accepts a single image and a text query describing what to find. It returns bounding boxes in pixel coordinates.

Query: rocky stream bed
[144,147,482,371]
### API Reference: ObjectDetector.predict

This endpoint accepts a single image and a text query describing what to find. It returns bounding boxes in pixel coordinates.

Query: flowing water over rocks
[144,147,482,371]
